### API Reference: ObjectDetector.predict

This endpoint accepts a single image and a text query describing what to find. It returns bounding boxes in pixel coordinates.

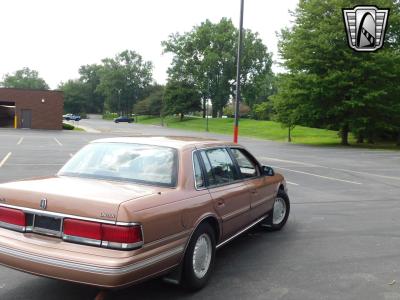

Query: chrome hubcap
[192,233,212,279]
[273,197,286,225]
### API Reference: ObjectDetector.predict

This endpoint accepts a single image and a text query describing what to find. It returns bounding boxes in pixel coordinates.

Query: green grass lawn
[134,115,399,150]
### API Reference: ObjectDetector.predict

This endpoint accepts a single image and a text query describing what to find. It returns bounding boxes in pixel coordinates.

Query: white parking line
[261,156,400,182]
[329,167,400,181]
[287,181,299,186]
[17,137,24,145]
[260,156,322,167]
[273,166,363,185]
[54,138,63,146]
[0,152,12,168]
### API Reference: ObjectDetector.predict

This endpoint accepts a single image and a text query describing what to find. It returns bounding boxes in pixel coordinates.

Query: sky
[0,0,298,89]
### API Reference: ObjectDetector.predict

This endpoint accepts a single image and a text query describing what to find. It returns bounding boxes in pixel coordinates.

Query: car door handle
[250,189,258,194]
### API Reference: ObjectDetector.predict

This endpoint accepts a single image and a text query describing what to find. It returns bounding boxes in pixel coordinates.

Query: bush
[103,112,118,120]
[223,102,251,118]
[62,123,75,130]
[253,101,274,120]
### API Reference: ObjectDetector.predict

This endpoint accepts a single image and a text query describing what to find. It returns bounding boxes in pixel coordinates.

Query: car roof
[91,136,239,151]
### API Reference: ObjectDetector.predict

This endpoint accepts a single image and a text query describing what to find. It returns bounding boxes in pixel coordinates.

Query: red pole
[234,0,244,144]
[233,125,239,143]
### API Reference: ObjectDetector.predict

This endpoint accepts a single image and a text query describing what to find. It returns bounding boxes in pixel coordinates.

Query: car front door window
[202,148,239,186]
[230,148,259,179]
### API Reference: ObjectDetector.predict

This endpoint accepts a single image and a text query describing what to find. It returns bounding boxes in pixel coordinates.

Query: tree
[162,18,273,117]
[253,101,274,120]
[78,64,105,113]
[271,74,310,142]
[1,67,49,90]
[134,85,165,116]
[276,0,400,145]
[164,80,201,120]
[59,80,88,114]
[96,50,153,116]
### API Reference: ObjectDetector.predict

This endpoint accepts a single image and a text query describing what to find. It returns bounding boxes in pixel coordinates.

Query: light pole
[205,98,209,132]
[117,89,122,116]
[234,0,244,144]
[206,80,209,132]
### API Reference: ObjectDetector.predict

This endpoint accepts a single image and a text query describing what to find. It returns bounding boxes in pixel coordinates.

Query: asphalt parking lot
[1,119,400,300]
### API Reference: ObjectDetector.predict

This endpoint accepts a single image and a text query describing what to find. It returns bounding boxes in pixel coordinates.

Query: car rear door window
[200,151,216,186]
[230,148,258,179]
[193,153,205,188]
[202,148,239,186]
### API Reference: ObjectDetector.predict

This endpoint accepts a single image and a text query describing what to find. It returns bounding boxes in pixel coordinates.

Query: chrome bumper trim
[0,244,184,275]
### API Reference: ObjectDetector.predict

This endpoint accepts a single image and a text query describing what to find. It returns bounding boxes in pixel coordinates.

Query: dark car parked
[114,116,133,123]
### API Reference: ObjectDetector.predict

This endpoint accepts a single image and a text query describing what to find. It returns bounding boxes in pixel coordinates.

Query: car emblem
[343,6,389,52]
[40,198,47,210]
[100,212,116,219]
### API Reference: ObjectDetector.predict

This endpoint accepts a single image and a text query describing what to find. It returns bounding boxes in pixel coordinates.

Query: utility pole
[234,0,244,144]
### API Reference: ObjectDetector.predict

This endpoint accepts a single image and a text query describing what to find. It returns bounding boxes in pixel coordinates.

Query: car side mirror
[261,165,275,176]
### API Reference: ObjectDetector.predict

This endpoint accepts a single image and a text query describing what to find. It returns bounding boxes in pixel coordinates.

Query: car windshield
[58,142,178,187]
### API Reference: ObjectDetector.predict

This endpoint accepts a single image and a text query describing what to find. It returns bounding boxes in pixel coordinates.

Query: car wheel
[263,190,290,231]
[182,222,216,291]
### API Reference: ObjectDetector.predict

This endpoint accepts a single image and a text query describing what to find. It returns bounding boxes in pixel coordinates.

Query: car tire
[182,222,216,291]
[115,121,119,123]
[262,189,290,231]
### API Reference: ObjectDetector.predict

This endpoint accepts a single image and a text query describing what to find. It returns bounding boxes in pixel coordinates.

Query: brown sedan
[0,137,290,291]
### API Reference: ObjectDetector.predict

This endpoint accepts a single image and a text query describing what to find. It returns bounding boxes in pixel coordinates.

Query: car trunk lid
[0,176,157,222]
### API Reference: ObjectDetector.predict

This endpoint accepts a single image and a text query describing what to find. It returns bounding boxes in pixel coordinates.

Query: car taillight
[62,218,143,250]
[0,207,26,232]
[63,219,102,243]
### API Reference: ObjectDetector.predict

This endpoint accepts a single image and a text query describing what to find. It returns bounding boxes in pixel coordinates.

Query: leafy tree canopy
[134,84,165,116]
[164,80,201,120]
[1,67,49,90]
[163,18,274,117]
[59,79,87,114]
[96,50,153,116]
[275,0,400,144]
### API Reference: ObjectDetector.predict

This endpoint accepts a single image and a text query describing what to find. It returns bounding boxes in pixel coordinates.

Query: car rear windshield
[58,142,178,187]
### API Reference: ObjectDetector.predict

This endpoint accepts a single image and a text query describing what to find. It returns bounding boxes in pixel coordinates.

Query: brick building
[0,88,64,130]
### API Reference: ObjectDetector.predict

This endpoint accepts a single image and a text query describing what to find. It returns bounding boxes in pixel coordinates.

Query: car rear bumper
[0,229,185,288]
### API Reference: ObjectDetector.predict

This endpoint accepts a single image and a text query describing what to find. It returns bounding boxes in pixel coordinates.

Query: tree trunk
[367,132,375,144]
[212,106,218,118]
[288,127,292,142]
[180,113,184,121]
[397,131,400,146]
[356,133,364,144]
[202,99,206,118]
[340,124,350,146]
